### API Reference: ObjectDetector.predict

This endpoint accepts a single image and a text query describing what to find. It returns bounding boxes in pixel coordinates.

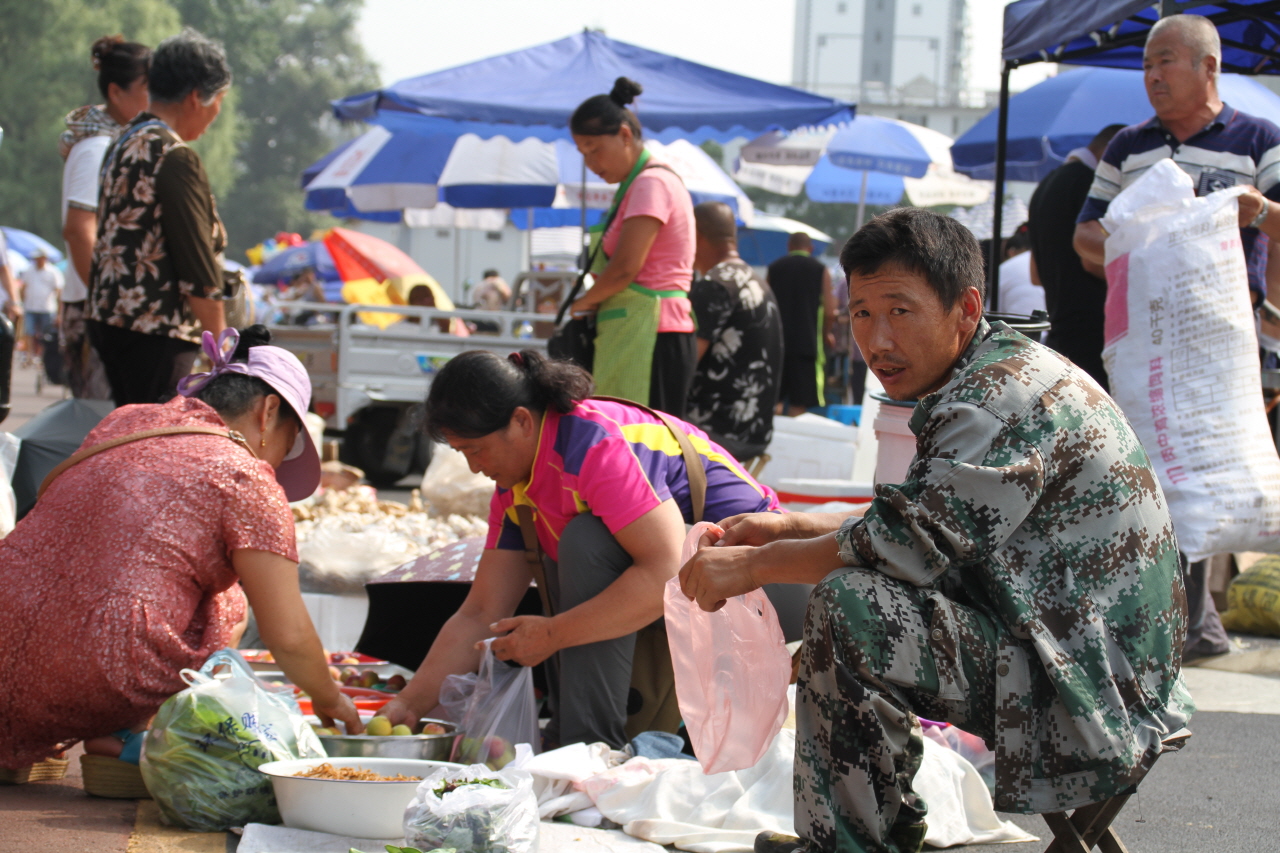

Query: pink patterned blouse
[0,397,297,768]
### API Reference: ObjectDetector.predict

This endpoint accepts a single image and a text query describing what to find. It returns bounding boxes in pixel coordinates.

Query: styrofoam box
[758,414,858,487]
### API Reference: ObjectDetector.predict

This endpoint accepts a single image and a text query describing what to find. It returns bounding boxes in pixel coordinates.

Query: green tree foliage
[170,0,377,258]
[0,0,179,243]
[0,0,375,260]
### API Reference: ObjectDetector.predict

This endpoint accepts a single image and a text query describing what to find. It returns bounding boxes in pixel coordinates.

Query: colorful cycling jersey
[485,398,781,561]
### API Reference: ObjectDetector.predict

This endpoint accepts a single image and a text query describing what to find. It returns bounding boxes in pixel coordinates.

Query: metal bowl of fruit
[316,716,460,761]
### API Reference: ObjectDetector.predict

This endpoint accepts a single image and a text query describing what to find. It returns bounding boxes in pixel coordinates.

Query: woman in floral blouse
[88,28,232,405]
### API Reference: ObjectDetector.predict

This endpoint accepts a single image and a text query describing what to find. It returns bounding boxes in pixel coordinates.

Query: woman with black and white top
[59,35,151,399]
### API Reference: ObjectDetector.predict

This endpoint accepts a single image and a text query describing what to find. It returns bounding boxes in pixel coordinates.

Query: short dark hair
[424,350,593,441]
[571,77,643,138]
[149,28,231,104]
[92,35,150,99]
[839,208,985,311]
[195,325,299,425]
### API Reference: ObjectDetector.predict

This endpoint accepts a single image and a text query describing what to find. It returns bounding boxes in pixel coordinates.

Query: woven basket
[0,756,70,784]
[80,754,151,799]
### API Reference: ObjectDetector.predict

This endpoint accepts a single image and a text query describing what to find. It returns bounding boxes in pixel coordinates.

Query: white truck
[269,296,553,487]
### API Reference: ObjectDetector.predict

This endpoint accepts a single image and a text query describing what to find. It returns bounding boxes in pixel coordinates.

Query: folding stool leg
[1044,811,1092,853]
[1043,793,1132,853]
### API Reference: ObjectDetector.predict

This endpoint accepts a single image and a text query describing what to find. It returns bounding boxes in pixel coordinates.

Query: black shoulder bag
[546,161,678,370]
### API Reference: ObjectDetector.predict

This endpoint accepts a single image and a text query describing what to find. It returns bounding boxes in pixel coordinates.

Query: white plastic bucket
[872,402,916,486]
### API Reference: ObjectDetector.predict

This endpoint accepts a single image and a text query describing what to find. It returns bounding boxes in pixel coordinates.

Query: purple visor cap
[247,345,322,502]
[178,329,321,502]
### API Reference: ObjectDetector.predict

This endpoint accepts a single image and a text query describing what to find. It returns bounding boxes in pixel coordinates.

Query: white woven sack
[1102,159,1280,561]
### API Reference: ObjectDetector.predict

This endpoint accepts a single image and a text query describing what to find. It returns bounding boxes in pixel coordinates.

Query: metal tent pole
[580,157,589,266]
[526,207,534,271]
[989,61,1013,312]
[855,170,869,231]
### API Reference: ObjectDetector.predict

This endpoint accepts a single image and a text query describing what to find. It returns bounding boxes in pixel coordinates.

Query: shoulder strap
[553,162,684,326]
[37,426,250,500]
[514,504,555,616]
[590,397,706,523]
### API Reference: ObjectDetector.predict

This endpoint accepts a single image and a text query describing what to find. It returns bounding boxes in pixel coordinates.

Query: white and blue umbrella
[1,226,64,264]
[735,118,990,227]
[737,213,833,267]
[303,128,753,222]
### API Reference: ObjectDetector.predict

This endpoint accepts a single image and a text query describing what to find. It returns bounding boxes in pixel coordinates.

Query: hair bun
[232,324,273,359]
[91,34,126,67]
[609,77,643,107]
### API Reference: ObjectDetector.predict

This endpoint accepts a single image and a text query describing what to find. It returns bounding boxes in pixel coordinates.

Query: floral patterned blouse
[89,113,226,343]
[686,258,785,452]
[0,397,297,769]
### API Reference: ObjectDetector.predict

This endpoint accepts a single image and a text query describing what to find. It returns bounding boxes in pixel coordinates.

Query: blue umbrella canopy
[251,241,342,294]
[825,115,938,178]
[951,67,1280,181]
[332,30,853,143]
[1,227,64,264]
[1002,0,1280,74]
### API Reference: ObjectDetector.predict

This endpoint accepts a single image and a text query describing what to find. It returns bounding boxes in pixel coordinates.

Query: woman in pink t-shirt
[568,77,696,416]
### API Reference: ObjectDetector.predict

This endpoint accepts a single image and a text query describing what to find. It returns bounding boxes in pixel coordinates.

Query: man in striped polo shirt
[1073,14,1280,304]
[1074,13,1272,662]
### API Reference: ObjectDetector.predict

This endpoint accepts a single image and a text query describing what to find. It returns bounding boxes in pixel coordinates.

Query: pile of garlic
[292,486,487,587]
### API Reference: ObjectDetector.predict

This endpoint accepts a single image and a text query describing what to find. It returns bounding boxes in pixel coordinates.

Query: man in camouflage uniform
[679,208,1193,853]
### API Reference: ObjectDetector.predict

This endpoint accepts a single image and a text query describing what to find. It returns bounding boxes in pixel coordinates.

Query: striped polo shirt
[486,398,781,561]
[1078,103,1280,294]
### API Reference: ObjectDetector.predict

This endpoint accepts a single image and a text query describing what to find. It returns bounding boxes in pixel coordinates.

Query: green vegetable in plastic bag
[140,649,324,831]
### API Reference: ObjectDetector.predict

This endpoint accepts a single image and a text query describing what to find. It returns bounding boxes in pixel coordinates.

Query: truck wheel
[340,405,407,489]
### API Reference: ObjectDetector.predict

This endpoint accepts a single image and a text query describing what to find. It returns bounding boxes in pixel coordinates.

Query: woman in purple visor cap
[0,325,363,794]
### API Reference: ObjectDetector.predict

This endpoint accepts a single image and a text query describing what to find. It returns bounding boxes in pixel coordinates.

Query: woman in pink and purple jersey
[379,350,782,748]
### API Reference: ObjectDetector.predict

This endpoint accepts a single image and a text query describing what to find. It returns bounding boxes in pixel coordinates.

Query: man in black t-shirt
[767,233,834,415]
[687,202,783,460]
[1028,124,1124,391]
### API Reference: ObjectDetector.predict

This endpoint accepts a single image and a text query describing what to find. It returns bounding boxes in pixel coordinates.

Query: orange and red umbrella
[322,226,427,283]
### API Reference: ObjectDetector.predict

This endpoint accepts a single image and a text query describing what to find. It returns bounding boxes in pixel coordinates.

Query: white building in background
[792,0,991,139]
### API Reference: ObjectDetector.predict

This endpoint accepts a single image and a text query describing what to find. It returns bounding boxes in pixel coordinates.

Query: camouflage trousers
[795,567,1003,853]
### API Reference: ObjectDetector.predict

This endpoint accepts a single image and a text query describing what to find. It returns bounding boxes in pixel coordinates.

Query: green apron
[586,149,684,405]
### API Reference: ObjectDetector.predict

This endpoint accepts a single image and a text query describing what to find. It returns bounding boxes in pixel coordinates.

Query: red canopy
[322,227,427,283]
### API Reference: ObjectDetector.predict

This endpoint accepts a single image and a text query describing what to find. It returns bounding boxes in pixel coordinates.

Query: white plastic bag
[402,762,540,853]
[440,638,539,768]
[140,648,324,830]
[421,442,495,517]
[0,432,20,536]
[1102,158,1280,561]
[664,522,791,774]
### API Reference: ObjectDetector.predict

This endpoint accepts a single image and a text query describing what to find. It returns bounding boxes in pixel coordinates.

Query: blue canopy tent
[982,0,1280,304]
[332,30,854,144]
[952,67,1280,181]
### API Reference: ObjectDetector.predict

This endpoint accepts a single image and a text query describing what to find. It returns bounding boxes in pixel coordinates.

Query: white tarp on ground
[515,728,1035,853]
[236,820,666,853]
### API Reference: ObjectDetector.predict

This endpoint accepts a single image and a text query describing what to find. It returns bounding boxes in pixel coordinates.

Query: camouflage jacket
[836,319,1194,813]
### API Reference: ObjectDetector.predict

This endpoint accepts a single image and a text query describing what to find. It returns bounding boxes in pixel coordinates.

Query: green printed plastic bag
[140,648,324,831]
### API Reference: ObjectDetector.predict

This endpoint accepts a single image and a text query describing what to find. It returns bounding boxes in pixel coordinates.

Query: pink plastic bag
[664,522,791,774]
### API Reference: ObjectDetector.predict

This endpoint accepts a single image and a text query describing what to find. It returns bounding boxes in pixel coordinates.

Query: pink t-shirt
[484,399,781,562]
[602,165,695,333]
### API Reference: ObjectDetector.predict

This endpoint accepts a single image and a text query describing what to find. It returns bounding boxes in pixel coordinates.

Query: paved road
[2,358,68,433]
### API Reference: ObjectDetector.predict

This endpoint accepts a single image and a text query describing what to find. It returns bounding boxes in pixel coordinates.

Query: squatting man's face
[847,263,982,401]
